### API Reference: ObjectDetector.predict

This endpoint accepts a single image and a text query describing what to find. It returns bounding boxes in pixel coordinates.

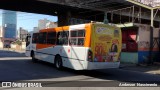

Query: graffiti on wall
[139,25,150,32]
[138,41,149,48]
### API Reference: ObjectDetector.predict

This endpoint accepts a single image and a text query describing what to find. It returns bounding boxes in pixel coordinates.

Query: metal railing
[132,0,160,7]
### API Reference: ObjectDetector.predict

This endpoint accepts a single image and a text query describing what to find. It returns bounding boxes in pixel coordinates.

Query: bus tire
[31,51,38,63]
[54,56,63,69]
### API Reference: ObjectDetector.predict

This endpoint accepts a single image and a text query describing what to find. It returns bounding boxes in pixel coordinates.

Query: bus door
[26,34,31,47]
[25,34,31,57]
[69,29,86,69]
[56,31,71,65]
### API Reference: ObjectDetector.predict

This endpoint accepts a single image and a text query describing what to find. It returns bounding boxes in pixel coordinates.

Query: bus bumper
[86,62,120,70]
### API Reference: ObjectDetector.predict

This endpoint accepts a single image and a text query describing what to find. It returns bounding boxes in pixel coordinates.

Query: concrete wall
[11,42,26,50]
[0,41,3,48]
[22,42,26,50]
[121,52,138,64]
[11,44,16,48]
[120,24,160,64]
[137,24,159,63]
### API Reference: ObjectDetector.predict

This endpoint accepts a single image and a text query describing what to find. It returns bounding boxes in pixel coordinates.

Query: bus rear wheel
[55,56,63,69]
[31,51,38,63]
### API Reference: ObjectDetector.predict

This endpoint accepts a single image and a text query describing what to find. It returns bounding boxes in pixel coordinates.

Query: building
[0,26,3,37]
[46,21,57,28]
[2,10,17,38]
[33,27,39,32]
[117,23,160,64]
[1,10,17,48]
[0,26,3,48]
[36,18,57,31]
[18,27,28,41]
[38,18,50,30]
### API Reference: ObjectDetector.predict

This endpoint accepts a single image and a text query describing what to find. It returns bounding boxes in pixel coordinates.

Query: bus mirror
[26,36,31,47]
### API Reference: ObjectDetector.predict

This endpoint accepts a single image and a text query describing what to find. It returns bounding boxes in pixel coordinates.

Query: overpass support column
[58,11,71,27]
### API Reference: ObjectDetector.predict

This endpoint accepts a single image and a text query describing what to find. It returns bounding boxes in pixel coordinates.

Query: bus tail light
[88,50,93,61]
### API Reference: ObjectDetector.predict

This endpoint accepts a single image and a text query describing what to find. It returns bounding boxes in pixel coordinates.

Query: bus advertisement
[91,24,121,62]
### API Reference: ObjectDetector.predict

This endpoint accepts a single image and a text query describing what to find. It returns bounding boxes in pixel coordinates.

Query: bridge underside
[0,0,159,27]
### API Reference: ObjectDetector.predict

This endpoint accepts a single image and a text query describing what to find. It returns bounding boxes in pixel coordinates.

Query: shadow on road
[120,65,160,75]
[0,58,160,83]
[0,50,26,57]
[0,49,160,86]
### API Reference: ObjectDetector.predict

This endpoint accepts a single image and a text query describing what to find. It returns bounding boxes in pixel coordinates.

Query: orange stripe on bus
[39,26,69,32]
[36,44,54,50]
[37,26,69,49]
[84,24,92,47]
[36,24,92,49]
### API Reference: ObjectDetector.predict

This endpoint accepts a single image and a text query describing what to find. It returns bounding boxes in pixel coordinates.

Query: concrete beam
[111,9,160,22]
[58,11,71,26]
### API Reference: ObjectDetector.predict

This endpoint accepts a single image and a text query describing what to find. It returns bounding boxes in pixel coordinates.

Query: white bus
[25,23,122,70]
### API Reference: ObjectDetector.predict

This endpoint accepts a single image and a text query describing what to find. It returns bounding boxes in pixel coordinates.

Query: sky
[0,9,58,31]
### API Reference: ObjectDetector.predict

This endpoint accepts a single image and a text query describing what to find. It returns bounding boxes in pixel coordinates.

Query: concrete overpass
[0,0,160,27]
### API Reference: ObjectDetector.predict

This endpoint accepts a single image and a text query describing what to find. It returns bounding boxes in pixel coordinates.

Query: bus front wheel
[31,51,38,63]
[54,56,63,69]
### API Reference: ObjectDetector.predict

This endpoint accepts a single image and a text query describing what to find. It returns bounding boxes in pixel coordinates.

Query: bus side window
[78,38,84,46]
[38,32,47,44]
[78,30,85,37]
[70,38,77,45]
[70,31,77,45]
[77,30,85,45]
[62,31,69,45]
[70,30,85,46]
[47,32,56,44]
[56,32,62,45]
[32,33,38,43]
[56,31,69,45]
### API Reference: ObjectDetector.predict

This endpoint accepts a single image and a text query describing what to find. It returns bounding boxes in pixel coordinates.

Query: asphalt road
[0,50,160,90]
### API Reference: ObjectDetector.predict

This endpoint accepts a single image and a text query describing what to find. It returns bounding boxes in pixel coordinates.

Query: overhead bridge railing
[126,0,160,10]
[127,0,160,27]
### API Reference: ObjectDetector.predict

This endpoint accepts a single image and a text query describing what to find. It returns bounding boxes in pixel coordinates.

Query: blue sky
[0,9,58,31]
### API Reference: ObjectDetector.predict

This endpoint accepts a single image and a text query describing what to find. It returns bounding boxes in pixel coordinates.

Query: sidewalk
[120,63,160,75]
[0,48,25,53]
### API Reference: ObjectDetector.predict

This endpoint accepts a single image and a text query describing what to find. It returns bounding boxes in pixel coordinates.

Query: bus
[25,23,122,70]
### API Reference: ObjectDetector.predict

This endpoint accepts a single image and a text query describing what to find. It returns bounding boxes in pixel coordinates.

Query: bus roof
[39,23,90,33]
[38,23,120,33]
